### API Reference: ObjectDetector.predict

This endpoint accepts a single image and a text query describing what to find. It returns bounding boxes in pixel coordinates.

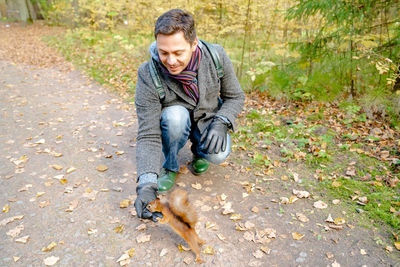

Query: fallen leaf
[252,249,264,259]
[120,199,131,208]
[230,213,242,221]
[178,244,191,251]
[39,200,50,208]
[191,183,202,190]
[334,218,346,225]
[176,182,186,187]
[15,235,30,243]
[205,222,218,230]
[244,221,255,229]
[326,252,334,259]
[314,200,328,209]
[331,181,342,187]
[243,231,255,241]
[136,233,151,243]
[42,242,57,252]
[114,224,124,233]
[289,195,298,204]
[160,248,168,257]
[65,199,79,212]
[395,242,400,250]
[0,215,24,226]
[66,167,76,174]
[6,224,24,238]
[325,214,334,223]
[216,233,226,241]
[332,260,341,267]
[115,151,125,155]
[116,253,130,266]
[44,256,59,266]
[296,213,309,223]
[260,246,271,254]
[332,199,341,205]
[251,206,259,213]
[203,246,215,255]
[136,224,147,231]
[360,249,367,255]
[292,232,304,240]
[87,229,97,235]
[221,202,234,215]
[51,164,63,170]
[292,189,310,198]
[2,204,10,213]
[280,197,289,204]
[385,246,393,253]
[96,165,108,172]
[36,192,45,198]
[183,256,192,265]
[13,256,20,262]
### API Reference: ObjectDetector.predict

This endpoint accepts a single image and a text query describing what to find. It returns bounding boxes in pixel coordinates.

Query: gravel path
[0,49,399,267]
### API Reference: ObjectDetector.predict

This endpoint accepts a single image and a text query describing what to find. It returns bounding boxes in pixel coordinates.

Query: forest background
[1,0,400,245]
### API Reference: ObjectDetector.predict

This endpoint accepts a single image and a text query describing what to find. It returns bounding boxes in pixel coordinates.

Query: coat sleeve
[135,63,163,178]
[214,45,245,131]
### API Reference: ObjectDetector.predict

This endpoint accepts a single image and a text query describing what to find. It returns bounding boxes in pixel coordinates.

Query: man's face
[156,31,197,75]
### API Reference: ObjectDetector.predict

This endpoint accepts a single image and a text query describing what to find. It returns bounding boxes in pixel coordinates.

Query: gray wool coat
[135,41,245,178]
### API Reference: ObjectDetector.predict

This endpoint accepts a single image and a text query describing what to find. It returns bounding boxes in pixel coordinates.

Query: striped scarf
[159,46,202,103]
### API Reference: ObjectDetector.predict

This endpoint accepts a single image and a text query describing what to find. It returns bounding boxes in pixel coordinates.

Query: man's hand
[200,117,229,154]
[134,182,162,222]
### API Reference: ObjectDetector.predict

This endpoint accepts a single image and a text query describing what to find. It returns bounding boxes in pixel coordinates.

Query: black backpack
[148,40,224,101]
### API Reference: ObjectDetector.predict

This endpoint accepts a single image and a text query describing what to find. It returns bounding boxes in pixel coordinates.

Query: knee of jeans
[161,106,190,139]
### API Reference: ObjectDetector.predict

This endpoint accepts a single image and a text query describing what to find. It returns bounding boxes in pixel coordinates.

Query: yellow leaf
[334,218,346,225]
[395,242,400,250]
[36,192,45,198]
[127,248,135,257]
[292,232,304,240]
[2,204,10,213]
[59,179,68,185]
[120,199,130,208]
[96,165,108,172]
[51,164,63,170]
[332,181,342,188]
[177,244,191,252]
[230,213,242,221]
[203,246,215,255]
[114,224,124,233]
[41,242,57,252]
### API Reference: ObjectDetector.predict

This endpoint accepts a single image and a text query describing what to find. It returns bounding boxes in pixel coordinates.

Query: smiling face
[156,31,198,75]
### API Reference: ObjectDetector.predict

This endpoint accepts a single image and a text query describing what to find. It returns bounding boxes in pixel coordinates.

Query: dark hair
[154,9,197,45]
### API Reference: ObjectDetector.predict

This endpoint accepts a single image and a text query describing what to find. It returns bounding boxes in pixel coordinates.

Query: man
[134,9,245,221]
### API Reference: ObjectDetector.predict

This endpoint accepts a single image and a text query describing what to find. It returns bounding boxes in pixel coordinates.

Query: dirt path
[0,22,399,267]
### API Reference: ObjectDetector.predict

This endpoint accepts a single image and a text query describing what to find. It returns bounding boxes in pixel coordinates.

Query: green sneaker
[192,157,209,175]
[157,168,177,191]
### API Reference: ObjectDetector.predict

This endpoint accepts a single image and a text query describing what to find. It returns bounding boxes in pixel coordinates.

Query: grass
[45,25,399,237]
[232,104,399,235]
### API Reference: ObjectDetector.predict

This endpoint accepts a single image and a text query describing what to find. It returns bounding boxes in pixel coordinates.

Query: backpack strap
[200,40,224,78]
[148,58,165,100]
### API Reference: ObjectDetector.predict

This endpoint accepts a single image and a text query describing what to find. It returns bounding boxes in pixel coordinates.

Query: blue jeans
[161,105,231,172]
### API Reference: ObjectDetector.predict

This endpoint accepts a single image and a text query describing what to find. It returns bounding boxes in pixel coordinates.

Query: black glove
[200,117,229,154]
[134,182,163,222]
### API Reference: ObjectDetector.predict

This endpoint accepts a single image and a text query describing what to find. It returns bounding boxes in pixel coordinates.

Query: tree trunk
[0,0,6,18]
